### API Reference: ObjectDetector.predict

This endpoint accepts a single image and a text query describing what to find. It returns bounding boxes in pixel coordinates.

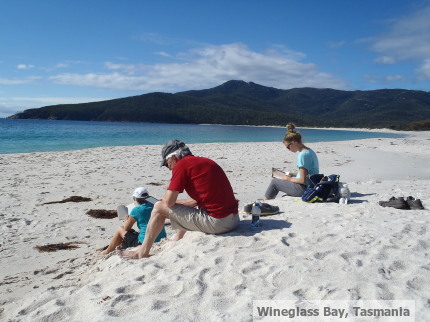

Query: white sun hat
[132,187,149,198]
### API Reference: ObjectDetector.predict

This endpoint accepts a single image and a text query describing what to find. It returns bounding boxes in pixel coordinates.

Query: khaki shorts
[168,204,240,234]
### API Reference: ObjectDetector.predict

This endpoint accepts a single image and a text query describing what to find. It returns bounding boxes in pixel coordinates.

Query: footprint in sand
[376,283,394,300]
[271,269,302,289]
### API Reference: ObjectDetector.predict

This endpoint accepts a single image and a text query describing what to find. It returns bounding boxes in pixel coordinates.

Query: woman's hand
[284,167,308,184]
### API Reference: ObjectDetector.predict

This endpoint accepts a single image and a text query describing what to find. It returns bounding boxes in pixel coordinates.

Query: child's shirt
[129,203,167,243]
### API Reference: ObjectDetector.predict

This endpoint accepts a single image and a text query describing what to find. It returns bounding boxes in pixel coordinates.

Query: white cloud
[104,62,149,74]
[0,103,23,118]
[155,51,171,57]
[365,3,430,85]
[370,4,430,63]
[374,56,396,64]
[10,96,110,105]
[363,74,380,84]
[0,76,40,85]
[0,96,113,117]
[364,74,407,84]
[56,63,69,68]
[385,75,405,82]
[416,59,430,80]
[47,60,85,70]
[49,43,348,92]
[17,64,35,69]
[327,41,346,49]
[137,32,175,46]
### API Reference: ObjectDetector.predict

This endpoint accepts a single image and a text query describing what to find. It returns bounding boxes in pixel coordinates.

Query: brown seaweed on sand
[42,196,92,205]
[148,182,163,186]
[34,242,82,252]
[86,209,117,219]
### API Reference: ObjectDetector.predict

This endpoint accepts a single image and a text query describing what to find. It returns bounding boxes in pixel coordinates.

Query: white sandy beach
[1,130,429,321]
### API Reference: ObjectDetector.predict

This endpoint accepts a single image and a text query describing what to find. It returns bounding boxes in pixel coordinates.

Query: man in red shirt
[120,140,239,259]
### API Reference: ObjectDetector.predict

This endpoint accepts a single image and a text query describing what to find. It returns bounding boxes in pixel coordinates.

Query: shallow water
[0,118,405,154]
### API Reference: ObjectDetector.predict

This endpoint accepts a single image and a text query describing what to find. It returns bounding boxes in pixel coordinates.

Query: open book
[272,168,286,179]
[272,168,297,179]
[117,203,138,221]
[117,196,160,221]
[117,204,130,220]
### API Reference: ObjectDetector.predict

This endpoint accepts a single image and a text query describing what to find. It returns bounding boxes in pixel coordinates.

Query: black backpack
[301,174,340,203]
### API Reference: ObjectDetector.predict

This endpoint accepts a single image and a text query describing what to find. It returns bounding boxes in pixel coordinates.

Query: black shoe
[242,202,280,215]
[243,202,253,214]
[259,203,280,215]
[406,196,425,210]
[379,197,410,210]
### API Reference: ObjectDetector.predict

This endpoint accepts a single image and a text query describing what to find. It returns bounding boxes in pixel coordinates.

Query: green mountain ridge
[8,80,430,130]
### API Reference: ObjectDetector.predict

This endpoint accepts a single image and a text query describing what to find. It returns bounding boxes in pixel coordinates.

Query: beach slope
[0,131,429,321]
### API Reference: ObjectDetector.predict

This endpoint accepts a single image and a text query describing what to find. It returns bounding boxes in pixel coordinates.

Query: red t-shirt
[168,155,238,218]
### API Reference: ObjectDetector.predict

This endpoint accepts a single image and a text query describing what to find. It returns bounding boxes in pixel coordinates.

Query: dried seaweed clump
[42,196,92,205]
[86,209,117,219]
[148,182,163,186]
[35,242,81,252]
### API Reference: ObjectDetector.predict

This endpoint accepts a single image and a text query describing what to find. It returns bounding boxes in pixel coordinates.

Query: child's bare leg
[99,226,127,255]
[119,201,168,259]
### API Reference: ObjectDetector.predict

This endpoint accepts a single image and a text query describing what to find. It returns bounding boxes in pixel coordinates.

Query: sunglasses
[286,142,293,150]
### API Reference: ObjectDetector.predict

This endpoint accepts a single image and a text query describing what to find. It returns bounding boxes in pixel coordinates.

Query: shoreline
[3,116,420,132]
[0,122,411,156]
[192,122,416,134]
[1,132,429,320]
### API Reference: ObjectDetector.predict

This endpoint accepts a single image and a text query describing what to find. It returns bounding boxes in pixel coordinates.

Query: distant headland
[8,80,430,130]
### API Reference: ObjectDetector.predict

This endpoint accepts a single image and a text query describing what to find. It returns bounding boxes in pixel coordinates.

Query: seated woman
[264,123,319,199]
[99,187,167,255]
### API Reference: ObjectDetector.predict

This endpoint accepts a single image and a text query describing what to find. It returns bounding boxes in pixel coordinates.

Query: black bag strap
[307,174,324,187]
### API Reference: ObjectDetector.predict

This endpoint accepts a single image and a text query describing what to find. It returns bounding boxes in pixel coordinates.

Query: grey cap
[160,139,192,167]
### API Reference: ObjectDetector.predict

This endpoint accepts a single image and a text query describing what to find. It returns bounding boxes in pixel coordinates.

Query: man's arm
[162,190,198,208]
[162,190,180,208]
[175,198,198,207]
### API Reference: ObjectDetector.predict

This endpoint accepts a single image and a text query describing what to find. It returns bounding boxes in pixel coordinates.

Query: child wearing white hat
[99,187,167,255]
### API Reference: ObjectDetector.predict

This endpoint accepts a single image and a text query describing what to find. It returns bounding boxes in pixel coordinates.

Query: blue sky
[1,0,430,117]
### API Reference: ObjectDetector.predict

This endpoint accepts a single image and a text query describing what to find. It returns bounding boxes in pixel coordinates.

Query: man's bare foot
[159,238,171,246]
[170,232,185,241]
[158,236,181,245]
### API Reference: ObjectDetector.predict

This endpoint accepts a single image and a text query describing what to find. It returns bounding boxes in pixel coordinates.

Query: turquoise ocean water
[0,118,406,154]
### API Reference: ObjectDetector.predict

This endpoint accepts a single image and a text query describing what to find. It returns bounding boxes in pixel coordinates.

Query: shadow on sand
[222,215,292,237]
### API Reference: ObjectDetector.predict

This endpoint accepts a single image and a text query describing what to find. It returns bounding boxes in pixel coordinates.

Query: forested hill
[8,80,430,129]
